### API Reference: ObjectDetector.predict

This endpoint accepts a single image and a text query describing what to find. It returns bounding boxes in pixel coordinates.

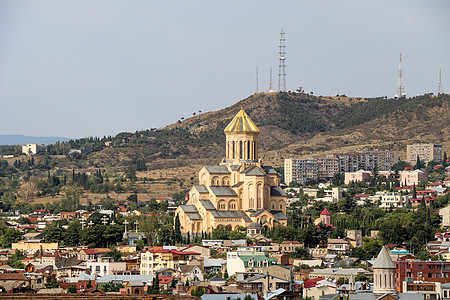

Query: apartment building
[285,150,397,185]
[407,143,443,165]
[395,260,450,293]
[140,249,200,275]
[399,170,429,186]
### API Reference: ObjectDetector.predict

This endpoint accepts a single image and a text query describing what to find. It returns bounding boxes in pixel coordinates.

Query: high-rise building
[407,143,443,165]
[284,150,397,185]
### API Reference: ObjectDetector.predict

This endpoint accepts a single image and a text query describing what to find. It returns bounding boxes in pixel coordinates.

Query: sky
[0,0,449,139]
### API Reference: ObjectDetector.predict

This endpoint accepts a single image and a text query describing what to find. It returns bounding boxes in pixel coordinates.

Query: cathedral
[175,108,288,235]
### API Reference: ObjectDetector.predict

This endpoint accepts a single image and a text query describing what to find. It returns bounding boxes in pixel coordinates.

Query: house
[120,280,146,295]
[346,230,362,247]
[279,241,304,253]
[238,273,291,296]
[226,251,278,276]
[22,144,46,155]
[205,275,226,286]
[78,248,110,261]
[140,249,201,275]
[327,239,352,255]
[87,257,126,277]
[60,211,79,220]
[264,288,299,300]
[261,264,293,282]
[203,258,225,274]
[178,244,211,257]
[399,170,428,186]
[303,277,337,300]
[0,271,30,292]
[179,265,204,281]
[345,170,371,185]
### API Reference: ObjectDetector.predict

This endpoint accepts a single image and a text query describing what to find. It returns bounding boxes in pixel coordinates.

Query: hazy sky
[0,0,449,138]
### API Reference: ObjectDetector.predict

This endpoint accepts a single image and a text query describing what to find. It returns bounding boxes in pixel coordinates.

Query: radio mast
[395,53,406,98]
[278,29,287,91]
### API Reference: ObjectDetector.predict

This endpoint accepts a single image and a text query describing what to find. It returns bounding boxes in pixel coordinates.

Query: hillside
[1,92,449,202]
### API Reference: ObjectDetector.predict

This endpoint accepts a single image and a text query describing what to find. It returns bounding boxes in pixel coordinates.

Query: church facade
[175,108,288,235]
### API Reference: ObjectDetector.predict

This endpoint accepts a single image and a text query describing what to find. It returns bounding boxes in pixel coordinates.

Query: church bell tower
[223,108,259,164]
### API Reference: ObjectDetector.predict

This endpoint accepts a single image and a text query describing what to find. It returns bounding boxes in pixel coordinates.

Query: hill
[1,92,449,203]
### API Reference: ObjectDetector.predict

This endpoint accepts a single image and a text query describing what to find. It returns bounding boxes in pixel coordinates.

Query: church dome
[224,109,260,134]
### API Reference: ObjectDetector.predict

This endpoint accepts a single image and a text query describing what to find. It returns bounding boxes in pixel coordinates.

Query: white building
[87,257,126,277]
[22,143,46,155]
[379,192,408,208]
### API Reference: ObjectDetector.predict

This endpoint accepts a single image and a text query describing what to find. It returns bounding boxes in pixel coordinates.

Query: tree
[191,286,205,297]
[412,184,417,199]
[174,214,182,244]
[0,228,22,248]
[290,247,312,259]
[63,220,81,246]
[67,284,77,293]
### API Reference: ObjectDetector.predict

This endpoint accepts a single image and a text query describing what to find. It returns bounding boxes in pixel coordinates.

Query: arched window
[232,141,235,159]
[218,200,226,210]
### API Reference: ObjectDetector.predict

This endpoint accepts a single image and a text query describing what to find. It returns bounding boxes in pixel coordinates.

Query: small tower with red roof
[320,208,332,225]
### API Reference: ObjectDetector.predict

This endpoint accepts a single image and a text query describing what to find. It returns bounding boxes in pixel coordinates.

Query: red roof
[149,249,200,256]
[159,276,174,284]
[320,208,331,216]
[303,277,325,288]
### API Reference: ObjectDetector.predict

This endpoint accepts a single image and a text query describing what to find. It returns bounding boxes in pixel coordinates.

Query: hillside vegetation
[0,92,449,201]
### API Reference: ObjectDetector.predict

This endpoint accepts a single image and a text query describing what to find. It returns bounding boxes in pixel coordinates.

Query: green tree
[67,284,77,293]
[0,228,22,248]
[174,214,182,243]
[191,286,205,297]
[63,220,82,246]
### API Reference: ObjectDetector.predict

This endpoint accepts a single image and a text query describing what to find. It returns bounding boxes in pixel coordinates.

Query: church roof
[180,205,198,213]
[250,209,266,217]
[230,165,241,171]
[248,222,262,229]
[232,181,244,188]
[211,210,252,222]
[199,200,216,210]
[186,213,202,220]
[373,246,396,269]
[270,210,288,221]
[210,186,237,196]
[224,109,260,134]
[204,165,230,174]
[194,185,209,193]
[263,166,278,175]
[241,165,266,176]
[270,186,286,197]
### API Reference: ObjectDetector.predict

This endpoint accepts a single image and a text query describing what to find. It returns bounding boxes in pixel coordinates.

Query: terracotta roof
[320,208,332,216]
[0,272,28,281]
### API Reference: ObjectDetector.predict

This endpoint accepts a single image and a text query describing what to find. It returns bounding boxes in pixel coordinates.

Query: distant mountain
[0,135,72,146]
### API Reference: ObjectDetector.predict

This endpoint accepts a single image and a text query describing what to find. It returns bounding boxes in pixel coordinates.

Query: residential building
[279,241,304,253]
[440,206,450,227]
[395,260,450,293]
[22,144,46,155]
[226,251,278,276]
[402,280,441,299]
[284,158,319,185]
[303,277,337,300]
[407,143,443,165]
[237,273,291,296]
[327,239,352,255]
[344,170,371,185]
[399,170,429,186]
[87,257,126,277]
[140,249,200,275]
[379,192,408,208]
[175,109,288,235]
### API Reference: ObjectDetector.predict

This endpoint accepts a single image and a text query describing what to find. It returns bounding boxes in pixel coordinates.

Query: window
[96,266,100,273]
[418,265,423,269]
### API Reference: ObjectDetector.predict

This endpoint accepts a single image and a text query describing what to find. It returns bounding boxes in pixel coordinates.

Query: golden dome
[224,109,260,133]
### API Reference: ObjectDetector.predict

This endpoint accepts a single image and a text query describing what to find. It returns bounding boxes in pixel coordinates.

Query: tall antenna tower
[438,69,442,96]
[256,67,259,93]
[278,28,287,91]
[268,67,273,91]
[395,53,406,98]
